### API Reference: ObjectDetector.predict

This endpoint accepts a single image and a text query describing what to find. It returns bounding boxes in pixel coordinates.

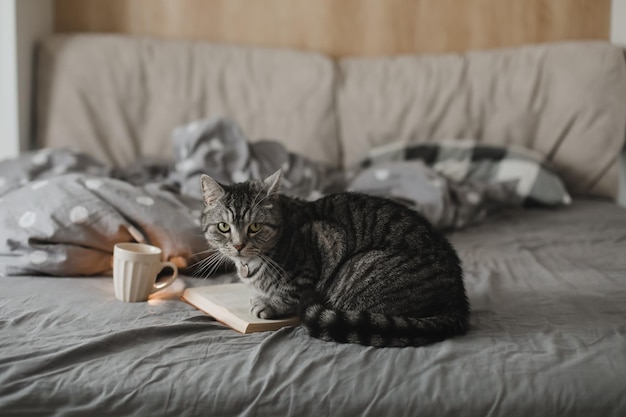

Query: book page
[188,283,292,325]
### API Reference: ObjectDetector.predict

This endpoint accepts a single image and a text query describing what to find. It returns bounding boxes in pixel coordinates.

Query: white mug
[113,243,179,302]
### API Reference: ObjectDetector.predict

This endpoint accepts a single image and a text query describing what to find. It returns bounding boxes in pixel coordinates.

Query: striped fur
[200,170,470,347]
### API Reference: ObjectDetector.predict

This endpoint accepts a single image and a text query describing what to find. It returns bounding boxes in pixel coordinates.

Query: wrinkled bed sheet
[1,199,625,416]
[0,117,561,276]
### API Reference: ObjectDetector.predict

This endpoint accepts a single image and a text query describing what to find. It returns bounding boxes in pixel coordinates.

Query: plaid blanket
[359,140,571,206]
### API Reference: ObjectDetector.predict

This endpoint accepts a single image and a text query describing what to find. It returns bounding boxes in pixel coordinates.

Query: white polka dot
[85,179,103,190]
[53,165,68,175]
[70,206,89,223]
[303,167,313,178]
[232,170,249,183]
[31,152,49,166]
[281,161,290,172]
[19,211,37,228]
[207,139,224,151]
[31,180,48,190]
[179,146,190,159]
[374,169,390,181]
[136,196,154,206]
[429,178,445,188]
[29,250,48,265]
[466,191,481,205]
[186,121,200,133]
[176,159,195,172]
[434,159,470,182]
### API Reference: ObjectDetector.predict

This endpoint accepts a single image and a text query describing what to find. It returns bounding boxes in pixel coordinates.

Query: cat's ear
[263,169,282,197]
[200,174,225,206]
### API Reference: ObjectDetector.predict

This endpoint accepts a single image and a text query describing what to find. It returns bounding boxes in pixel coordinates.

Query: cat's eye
[248,223,262,233]
[217,222,230,233]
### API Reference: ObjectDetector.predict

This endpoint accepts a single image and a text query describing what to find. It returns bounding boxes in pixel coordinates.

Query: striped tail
[300,302,468,348]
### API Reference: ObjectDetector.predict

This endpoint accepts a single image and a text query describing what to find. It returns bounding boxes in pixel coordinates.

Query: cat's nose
[233,244,245,252]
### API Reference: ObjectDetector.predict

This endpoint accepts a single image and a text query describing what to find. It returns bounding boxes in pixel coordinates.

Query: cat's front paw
[250,296,278,319]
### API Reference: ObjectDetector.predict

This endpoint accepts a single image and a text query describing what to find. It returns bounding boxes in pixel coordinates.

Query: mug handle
[152,261,179,292]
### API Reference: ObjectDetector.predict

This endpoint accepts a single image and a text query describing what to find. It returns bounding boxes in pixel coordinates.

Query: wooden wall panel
[54,0,611,57]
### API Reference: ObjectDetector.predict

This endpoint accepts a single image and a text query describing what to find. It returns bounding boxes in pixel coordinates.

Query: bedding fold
[1,118,570,276]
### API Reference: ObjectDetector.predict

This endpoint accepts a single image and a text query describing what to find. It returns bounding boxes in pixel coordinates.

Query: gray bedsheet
[1,199,625,416]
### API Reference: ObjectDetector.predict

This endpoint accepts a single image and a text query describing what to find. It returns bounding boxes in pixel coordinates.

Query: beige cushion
[37,35,340,168]
[338,41,626,198]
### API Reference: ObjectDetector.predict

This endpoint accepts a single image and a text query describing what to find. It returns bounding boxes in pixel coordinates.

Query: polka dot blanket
[0,117,570,276]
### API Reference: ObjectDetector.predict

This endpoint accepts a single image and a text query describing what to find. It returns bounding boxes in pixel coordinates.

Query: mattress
[2,199,625,416]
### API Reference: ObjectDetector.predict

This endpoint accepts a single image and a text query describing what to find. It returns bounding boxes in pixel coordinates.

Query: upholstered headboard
[34,0,626,198]
[36,35,340,168]
[36,34,626,198]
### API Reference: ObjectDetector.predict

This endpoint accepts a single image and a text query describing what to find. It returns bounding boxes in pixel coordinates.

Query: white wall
[0,0,19,160]
[613,0,626,205]
[613,0,626,46]
[0,0,53,161]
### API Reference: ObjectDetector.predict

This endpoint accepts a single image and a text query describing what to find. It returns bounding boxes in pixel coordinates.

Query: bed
[2,2,626,416]
[2,198,625,415]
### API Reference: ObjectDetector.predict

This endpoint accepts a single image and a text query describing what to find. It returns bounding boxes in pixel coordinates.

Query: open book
[182,283,300,334]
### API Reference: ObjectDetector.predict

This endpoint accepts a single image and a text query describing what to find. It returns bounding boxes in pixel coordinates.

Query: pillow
[348,159,520,230]
[359,139,571,206]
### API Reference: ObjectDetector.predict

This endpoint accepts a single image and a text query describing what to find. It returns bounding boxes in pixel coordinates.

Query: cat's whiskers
[188,254,219,278]
[187,251,218,268]
[201,256,229,278]
[187,250,222,269]
[189,251,230,279]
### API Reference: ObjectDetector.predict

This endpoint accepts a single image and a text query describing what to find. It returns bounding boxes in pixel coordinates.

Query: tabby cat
[200,170,469,347]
